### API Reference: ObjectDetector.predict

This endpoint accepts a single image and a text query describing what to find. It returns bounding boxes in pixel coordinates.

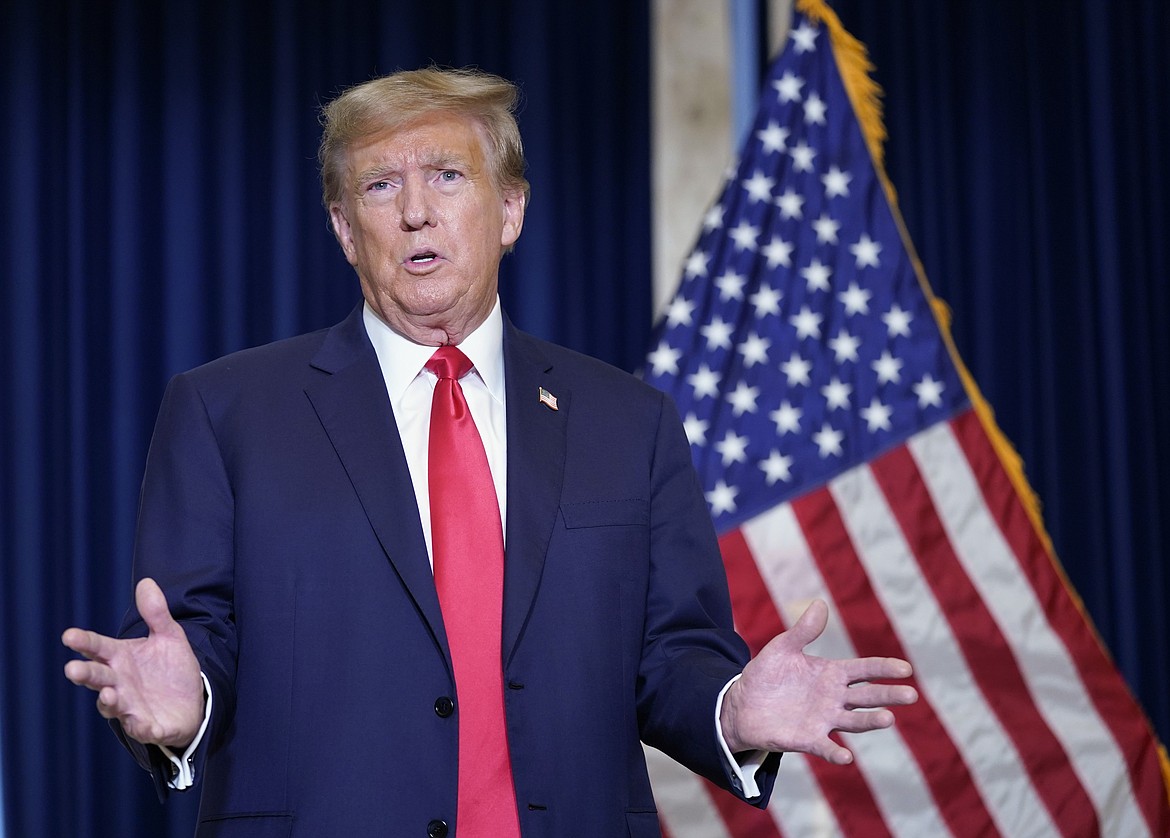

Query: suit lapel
[303,306,450,664]
[501,319,568,663]
[301,308,566,668]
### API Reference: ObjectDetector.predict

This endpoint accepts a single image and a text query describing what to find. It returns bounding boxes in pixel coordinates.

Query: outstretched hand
[62,577,204,749]
[720,599,917,765]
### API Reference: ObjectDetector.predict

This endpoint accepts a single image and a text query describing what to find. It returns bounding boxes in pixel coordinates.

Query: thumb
[783,598,829,651]
[135,577,180,638]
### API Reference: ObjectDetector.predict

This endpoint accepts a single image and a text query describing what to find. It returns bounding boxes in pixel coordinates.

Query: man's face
[329,112,525,345]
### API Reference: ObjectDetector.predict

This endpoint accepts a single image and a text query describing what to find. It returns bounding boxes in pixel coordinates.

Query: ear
[329,201,359,266]
[500,190,525,249]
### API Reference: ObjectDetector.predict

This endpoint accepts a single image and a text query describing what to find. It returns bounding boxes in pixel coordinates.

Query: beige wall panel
[651,0,732,319]
[650,0,793,320]
[768,0,794,58]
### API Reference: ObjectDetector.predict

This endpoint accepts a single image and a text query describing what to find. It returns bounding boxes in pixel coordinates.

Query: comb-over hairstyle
[319,66,530,210]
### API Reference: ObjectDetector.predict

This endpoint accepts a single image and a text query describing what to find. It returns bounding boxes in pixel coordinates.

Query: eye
[438,170,461,183]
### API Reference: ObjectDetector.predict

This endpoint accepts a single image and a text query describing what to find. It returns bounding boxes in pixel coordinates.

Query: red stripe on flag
[720,527,788,658]
[719,528,891,838]
[789,486,1002,837]
[950,411,1170,834]
[869,438,1100,834]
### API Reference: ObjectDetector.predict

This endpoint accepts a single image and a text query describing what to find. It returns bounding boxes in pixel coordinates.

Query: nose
[399,177,434,231]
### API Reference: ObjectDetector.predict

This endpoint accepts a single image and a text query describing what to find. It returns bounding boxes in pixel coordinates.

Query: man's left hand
[719,599,918,764]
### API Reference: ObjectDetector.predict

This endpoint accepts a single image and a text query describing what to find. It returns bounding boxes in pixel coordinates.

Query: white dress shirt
[362,299,508,563]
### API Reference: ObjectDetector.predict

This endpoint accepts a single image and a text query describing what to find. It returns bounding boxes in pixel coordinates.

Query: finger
[821,741,854,765]
[845,683,919,710]
[61,627,117,662]
[63,659,117,691]
[135,577,180,638]
[782,599,829,651]
[96,686,125,720]
[833,708,896,734]
[842,655,914,684]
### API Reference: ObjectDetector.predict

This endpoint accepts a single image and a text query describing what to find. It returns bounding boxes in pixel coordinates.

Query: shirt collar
[362,298,506,407]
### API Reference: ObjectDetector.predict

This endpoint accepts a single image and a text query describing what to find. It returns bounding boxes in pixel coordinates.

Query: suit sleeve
[113,372,239,796]
[634,392,780,805]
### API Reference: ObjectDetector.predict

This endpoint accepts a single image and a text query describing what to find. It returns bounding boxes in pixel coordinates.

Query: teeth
[410,253,436,263]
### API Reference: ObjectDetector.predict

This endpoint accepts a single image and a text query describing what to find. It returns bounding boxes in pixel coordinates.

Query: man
[63,67,916,837]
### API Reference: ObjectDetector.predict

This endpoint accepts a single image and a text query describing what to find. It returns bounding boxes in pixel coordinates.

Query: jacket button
[434,696,454,718]
[426,819,448,838]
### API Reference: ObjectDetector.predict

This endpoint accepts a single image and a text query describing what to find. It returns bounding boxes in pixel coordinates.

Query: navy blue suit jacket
[118,305,779,837]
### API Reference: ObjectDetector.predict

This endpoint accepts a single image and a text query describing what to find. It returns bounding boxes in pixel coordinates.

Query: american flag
[642,4,1170,836]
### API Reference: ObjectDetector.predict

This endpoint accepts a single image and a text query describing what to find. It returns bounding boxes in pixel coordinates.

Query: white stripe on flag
[909,422,1151,836]
[644,744,732,838]
[829,461,1060,836]
[742,504,950,837]
[773,753,841,837]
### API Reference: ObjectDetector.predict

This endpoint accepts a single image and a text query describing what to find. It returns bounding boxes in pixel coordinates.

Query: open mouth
[409,250,439,264]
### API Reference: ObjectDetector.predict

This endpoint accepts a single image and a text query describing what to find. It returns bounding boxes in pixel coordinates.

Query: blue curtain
[0,1,649,836]
[824,0,1170,747]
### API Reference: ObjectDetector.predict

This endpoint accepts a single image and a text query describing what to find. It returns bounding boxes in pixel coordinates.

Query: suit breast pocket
[560,498,649,529]
[197,813,293,838]
[557,500,651,575]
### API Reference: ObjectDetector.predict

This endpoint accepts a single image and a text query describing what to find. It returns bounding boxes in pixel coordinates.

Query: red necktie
[426,346,521,837]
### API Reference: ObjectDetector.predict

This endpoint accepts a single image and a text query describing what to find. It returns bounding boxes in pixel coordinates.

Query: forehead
[346,112,489,175]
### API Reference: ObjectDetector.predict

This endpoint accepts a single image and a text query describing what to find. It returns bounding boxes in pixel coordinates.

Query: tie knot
[425,345,474,381]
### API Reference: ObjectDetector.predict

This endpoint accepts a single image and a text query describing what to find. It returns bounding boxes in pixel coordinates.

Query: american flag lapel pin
[538,387,558,411]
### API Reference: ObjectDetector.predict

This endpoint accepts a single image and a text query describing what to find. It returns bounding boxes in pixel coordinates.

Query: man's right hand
[62,577,204,749]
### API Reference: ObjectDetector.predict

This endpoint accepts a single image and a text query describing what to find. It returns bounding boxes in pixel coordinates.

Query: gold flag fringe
[794,0,1170,796]
[796,0,887,173]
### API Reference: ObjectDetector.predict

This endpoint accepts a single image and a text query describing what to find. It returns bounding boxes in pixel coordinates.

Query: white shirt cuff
[158,671,212,790]
[715,674,767,799]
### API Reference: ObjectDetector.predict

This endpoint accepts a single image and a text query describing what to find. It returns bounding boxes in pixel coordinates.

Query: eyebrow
[354,151,471,186]
[354,166,398,186]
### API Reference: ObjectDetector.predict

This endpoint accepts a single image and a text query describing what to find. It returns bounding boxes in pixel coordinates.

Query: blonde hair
[319,66,530,209]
